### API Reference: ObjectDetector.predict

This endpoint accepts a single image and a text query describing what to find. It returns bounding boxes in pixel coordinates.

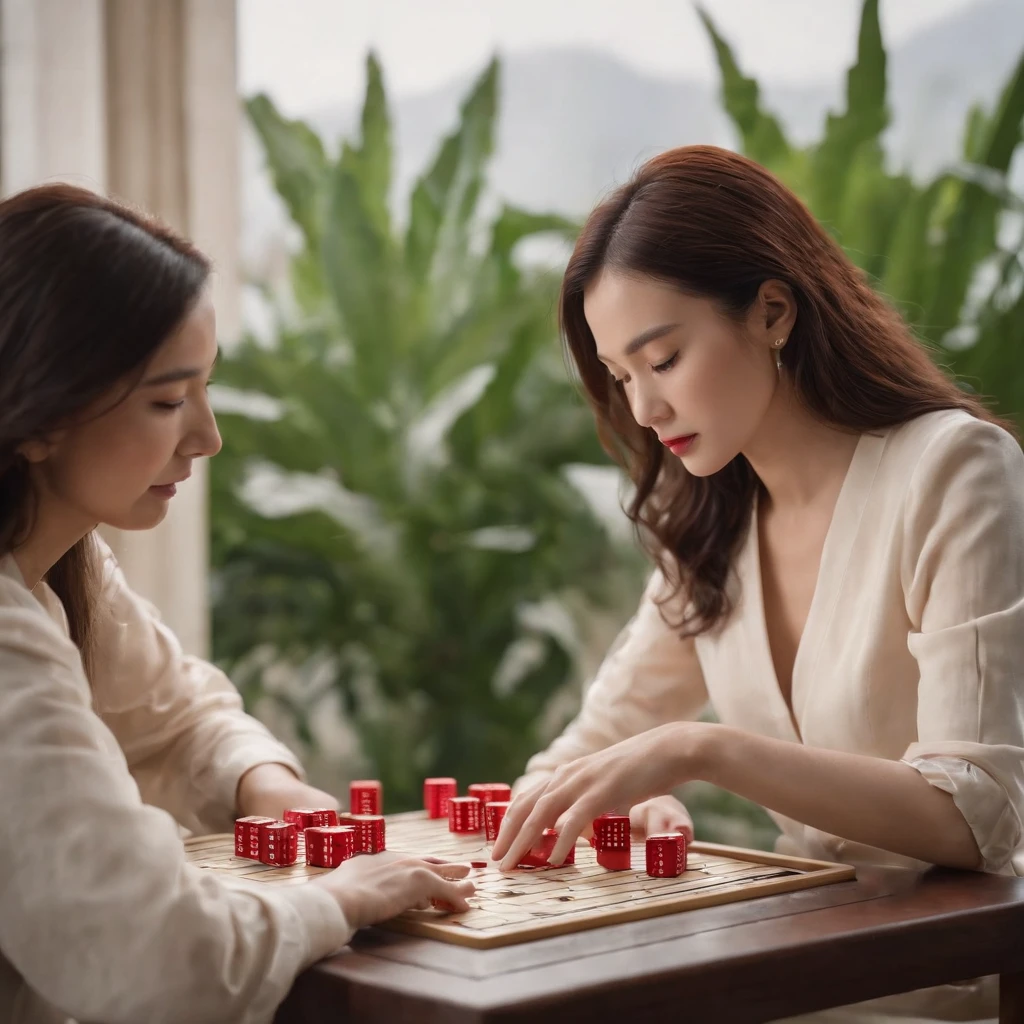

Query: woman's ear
[757,279,797,340]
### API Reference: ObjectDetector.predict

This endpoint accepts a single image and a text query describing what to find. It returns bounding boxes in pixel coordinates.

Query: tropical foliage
[699,0,1024,419]
[209,2,1023,847]
[209,57,634,810]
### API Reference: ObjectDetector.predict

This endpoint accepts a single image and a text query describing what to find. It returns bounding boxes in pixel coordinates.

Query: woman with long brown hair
[492,146,1024,1022]
[0,184,473,1024]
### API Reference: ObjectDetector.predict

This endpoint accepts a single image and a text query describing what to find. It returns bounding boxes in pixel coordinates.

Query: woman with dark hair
[493,146,1023,1022]
[0,184,473,1024]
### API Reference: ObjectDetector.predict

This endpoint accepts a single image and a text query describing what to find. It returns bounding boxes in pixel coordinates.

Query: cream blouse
[521,409,1024,876]
[0,539,353,1024]
[519,408,1024,1022]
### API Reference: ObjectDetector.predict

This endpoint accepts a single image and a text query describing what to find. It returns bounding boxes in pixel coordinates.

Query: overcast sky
[240,0,983,114]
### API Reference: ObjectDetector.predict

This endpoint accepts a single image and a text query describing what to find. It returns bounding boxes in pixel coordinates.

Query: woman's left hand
[236,762,340,821]
[492,722,710,871]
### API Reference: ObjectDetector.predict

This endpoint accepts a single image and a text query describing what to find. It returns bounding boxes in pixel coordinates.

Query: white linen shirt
[519,409,1024,1023]
[0,539,354,1024]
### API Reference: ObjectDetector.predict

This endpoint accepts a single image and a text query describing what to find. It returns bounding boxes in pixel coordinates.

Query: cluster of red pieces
[590,814,689,876]
[429,781,689,876]
[234,779,386,868]
[234,778,689,879]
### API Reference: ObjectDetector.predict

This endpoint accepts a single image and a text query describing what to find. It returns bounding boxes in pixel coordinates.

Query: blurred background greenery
[210,0,1023,849]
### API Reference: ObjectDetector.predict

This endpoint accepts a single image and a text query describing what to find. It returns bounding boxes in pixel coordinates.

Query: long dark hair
[0,184,211,663]
[560,146,1004,637]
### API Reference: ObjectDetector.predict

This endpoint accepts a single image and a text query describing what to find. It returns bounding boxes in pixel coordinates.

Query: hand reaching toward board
[314,851,475,928]
[492,722,707,870]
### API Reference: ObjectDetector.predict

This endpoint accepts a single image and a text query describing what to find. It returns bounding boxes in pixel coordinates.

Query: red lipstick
[660,434,696,456]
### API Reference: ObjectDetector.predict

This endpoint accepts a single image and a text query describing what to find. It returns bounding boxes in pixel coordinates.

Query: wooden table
[275,865,1024,1023]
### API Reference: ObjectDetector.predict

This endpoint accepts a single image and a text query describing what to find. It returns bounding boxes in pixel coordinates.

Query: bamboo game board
[185,811,855,949]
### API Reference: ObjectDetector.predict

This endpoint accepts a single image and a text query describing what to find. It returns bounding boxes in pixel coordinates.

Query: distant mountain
[241,0,1024,282]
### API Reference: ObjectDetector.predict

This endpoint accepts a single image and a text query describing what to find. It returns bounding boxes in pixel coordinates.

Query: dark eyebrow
[141,351,219,387]
[624,322,681,356]
[141,368,202,387]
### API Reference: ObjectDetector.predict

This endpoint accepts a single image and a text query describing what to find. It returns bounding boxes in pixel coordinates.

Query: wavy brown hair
[0,184,210,665]
[560,145,1005,637]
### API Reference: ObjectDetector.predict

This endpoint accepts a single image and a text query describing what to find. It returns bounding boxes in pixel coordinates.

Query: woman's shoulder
[0,555,81,669]
[884,407,1018,461]
[0,553,43,615]
[878,409,1024,554]
[881,407,1021,488]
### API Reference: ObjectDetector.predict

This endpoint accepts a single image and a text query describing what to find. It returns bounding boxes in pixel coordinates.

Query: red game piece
[646,832,688,878]
[258,821,298,866]
[483,800,511,842]
[234,815,276,860]
[588,812,617,847]
[349,779,382,815]
[339,813,386,854]
[283,807,339,831]
[448,796,482,833]
[597,848,632,871]
[594,814,631,871]
[304,825,356,868]
[468,783,512,806]
[517,828,575,868]
[423,777,458,819]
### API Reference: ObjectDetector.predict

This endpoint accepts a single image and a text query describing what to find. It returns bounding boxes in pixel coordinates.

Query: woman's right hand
[315,852,475,928]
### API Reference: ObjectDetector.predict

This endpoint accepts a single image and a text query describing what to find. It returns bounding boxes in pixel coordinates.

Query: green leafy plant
[699,0,1024,419]
[210,56,636,810]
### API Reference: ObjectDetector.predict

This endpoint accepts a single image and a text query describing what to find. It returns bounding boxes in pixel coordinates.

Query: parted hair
[0,184,210,662]
[559,145,1004,637]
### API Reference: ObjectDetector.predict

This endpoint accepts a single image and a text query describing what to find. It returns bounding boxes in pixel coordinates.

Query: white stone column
[1,0,240,658]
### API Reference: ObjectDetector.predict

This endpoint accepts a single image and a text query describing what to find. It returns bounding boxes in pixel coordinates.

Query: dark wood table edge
[277,873,1024,1024]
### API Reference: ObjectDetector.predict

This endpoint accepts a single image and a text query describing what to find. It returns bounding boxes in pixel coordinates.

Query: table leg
[1000,970,1024,1024]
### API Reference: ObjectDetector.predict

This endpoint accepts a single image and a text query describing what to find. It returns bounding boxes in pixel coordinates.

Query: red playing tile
[423,777,457,819]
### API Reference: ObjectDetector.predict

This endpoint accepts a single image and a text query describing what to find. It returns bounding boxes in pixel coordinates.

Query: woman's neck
[742,382,860,512]
[13,500,96,589]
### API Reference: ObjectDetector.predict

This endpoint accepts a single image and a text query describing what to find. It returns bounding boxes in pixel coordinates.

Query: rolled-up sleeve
[900,417,1024,874]
[516,568,708,794]
[88,538,304,834]
[0,586,352,1024]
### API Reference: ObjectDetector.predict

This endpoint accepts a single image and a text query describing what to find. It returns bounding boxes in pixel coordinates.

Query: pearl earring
[773,337,786,372]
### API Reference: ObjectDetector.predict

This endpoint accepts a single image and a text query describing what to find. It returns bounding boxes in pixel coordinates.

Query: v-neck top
[743,430,884,742]
[714,425,886,750]
[520,408,1024,881]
